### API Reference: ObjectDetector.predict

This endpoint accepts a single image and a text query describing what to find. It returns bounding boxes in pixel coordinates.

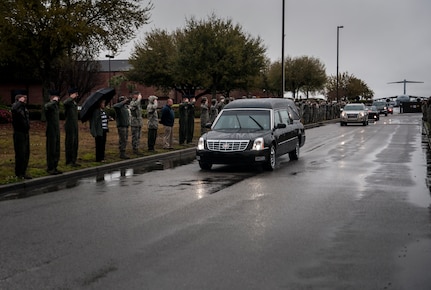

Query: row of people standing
[11,89,80,179]
[179,96,224,141]
[111,91,144,159]
[45,89,81,174]
[11,91,225,179]
[111,95,226,156]
[112,92,164,159]
[88,92,174,163]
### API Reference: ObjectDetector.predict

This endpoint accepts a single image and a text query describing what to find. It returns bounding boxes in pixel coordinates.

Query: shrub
[0,108,12,124]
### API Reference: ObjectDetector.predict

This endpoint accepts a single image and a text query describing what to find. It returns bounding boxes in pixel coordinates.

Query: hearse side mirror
[275,123,287,129]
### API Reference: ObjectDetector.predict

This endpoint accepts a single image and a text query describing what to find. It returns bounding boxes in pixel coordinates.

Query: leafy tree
[128,14,267,100]
[176,15,266,99]
[0,0,153,104]
[326,72,374,101]
[266,60,283,97]
[285,56,326,99]
[265,56,326,99]
[128,29,176,95]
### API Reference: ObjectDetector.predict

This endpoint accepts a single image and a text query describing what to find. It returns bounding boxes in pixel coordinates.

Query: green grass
[0,119,201,185]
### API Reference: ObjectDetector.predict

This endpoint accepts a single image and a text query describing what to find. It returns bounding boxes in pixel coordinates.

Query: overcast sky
[105,0,431,98]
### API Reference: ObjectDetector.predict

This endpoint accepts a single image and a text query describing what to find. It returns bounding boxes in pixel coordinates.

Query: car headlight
[197,137,205,150]
[252,137,265,151]
[341,111,346,117]
[359,112,365,117]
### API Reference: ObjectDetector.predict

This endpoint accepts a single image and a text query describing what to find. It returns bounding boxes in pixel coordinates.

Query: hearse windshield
[213,110,271,130]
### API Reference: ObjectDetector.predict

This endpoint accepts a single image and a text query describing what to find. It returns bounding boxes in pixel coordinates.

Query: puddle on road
[408,134,431,208]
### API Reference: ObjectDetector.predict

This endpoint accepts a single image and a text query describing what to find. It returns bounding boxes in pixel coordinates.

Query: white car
[340,103,369,126]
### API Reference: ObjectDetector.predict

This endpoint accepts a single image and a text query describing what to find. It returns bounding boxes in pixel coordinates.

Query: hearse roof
[223,98,295,109]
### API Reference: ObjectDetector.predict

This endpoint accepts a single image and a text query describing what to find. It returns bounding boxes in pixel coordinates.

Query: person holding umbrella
[90,99,109,162]
[45,90,62,175]
[63,87,80,167]
[79,88,115,123]
[79,87,115,162]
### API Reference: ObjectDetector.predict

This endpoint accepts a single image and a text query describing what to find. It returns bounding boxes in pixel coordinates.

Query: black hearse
[196,98,305,171]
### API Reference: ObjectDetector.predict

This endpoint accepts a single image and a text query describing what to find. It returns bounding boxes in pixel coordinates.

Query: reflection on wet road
[5,153,260,201]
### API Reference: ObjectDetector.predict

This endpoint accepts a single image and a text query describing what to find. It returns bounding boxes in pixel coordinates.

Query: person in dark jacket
[11,93,31,179]
[160,98,174,149]
[45,90,62,175]
[63,88,80,166]
[90,99,109,162]
[113,96,130,159]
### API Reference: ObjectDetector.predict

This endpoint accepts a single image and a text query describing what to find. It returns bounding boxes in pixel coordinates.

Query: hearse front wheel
[199,161,212,170]
[264,144,276,171]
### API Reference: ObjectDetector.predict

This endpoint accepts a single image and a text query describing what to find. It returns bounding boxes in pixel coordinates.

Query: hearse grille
[207,140,249,152]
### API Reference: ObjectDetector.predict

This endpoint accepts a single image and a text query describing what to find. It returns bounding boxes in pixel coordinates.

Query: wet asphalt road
[1,111,431,289]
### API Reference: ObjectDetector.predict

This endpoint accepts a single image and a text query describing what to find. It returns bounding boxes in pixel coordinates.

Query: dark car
[372,101,388,116]
[196,98,306,171]
[365,105,380,122]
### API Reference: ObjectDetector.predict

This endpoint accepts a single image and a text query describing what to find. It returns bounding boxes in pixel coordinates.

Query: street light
[281,0,285,97]
[105,54,114,87]
[336,25,343,102]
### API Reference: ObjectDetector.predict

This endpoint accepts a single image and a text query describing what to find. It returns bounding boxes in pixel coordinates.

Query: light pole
[281,0,285,97]
[105,54,114,87]
[336,25,343,102]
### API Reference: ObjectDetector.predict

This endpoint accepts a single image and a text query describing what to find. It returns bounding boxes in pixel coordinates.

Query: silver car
[340,103,369,126]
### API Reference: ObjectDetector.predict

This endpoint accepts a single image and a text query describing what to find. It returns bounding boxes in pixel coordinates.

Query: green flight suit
[45,100,60,172]
[63,97,79,165]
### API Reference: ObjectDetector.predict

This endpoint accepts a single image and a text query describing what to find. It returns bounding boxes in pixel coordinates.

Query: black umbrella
[80,87,116,122]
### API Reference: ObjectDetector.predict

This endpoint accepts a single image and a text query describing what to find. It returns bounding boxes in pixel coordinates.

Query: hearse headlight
[197,137,205,150]
[252,137,265,151]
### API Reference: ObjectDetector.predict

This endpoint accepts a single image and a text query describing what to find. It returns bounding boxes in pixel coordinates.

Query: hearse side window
[279,109,290,125]
[274,110,282,127]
